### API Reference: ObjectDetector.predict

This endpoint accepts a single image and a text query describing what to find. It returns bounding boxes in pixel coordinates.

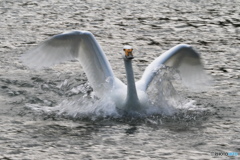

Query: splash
[146,66,206,115]
[26,85,121,120]
[26,66,207,120]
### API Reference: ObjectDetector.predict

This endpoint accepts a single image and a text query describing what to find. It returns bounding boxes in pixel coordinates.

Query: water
[26,66,208,120]
[0,67,211,159]
[1,0,240,159]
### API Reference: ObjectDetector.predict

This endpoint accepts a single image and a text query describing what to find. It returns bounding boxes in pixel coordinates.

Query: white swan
[21,31,209,114]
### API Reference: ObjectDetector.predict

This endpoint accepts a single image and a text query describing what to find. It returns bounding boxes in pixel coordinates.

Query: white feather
[21,31,125,97]
[21,31,210,113]
[136,44,210,91]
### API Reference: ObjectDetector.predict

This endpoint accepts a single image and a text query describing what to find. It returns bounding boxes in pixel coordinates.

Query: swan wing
[21,31,124,96]
[136,44,210,91]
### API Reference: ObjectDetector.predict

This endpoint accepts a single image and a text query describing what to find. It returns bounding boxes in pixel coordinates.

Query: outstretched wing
[136,44,210,91]
[21,31,124,97]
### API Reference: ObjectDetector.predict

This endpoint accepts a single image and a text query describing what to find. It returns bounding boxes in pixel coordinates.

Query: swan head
[123,45,134,59]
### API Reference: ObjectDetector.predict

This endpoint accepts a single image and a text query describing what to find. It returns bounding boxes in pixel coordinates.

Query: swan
[21,31,209,115]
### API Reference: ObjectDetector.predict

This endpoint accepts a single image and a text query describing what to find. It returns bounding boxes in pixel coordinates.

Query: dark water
[1,0,240,159]
[0,66,221,160]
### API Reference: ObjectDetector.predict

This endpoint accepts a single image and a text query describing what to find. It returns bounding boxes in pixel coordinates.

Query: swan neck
[124,59,140,109]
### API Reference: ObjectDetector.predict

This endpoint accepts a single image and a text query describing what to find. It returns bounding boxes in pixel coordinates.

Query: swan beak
[123,45,134,59]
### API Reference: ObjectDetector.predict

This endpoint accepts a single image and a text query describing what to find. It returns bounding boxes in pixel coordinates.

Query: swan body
[21,30,209,114]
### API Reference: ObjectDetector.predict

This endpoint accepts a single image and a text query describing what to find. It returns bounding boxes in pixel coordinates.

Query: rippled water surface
[1,0,240,159]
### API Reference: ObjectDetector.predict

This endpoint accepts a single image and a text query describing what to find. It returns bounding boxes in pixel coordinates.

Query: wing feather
[21,31,124,97]
[136,44,210,91]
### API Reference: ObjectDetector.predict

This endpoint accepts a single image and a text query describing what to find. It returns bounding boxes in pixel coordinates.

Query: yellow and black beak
[123,46,134,59]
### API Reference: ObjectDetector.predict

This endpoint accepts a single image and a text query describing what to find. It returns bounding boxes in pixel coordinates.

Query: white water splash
[26,66,207,119]
[146,66,205,116]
